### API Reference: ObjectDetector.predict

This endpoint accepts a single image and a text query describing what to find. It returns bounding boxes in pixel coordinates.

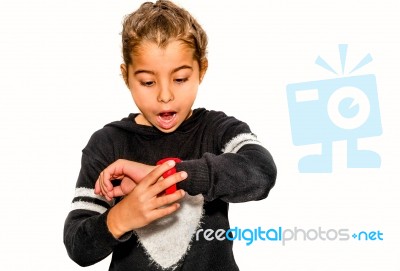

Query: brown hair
[121,0,208,71]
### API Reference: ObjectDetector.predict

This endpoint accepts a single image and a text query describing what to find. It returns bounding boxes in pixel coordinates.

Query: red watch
[156,157,182,194]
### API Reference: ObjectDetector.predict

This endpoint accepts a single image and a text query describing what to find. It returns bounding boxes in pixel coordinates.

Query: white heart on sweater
[134,194,204,270]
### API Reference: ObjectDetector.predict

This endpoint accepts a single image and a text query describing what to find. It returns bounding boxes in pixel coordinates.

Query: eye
[141,81,155,87]
[174,78,188,84]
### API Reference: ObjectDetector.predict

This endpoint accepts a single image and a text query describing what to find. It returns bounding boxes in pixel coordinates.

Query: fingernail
[180,171,188,178]
[167,160,176,167]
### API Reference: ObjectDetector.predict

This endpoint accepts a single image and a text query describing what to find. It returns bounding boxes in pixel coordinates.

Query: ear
[199,59,208,83]
[120,64,129,87]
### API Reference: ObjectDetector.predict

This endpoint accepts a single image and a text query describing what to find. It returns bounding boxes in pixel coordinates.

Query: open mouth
[159,112,176,120]
[157,111,177,130]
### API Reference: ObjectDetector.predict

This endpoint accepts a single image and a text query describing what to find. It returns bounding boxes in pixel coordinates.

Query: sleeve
[63,129,132,267]
[175,113,277,203]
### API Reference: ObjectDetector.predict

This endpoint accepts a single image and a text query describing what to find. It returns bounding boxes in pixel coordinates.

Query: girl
[64,1,277,270]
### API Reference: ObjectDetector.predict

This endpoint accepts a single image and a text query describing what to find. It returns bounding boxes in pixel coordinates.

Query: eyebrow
[134,65,193,76]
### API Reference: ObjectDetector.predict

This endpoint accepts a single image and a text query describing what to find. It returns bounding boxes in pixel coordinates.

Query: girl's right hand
[106,160,187,238]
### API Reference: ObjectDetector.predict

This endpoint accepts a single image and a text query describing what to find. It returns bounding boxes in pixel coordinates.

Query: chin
[157,125,179,133]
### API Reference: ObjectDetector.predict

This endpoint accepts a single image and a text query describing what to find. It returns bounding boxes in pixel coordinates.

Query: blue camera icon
[287,74,382,173]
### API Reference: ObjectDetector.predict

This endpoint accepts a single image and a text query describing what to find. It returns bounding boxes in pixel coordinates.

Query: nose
[157,83,174,103]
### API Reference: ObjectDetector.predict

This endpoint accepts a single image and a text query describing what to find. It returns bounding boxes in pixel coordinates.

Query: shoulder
[198,108,251,133]
[194,108,253,149]
[83,115,137,151]
[195,108,244,126]
[89,121,129,144]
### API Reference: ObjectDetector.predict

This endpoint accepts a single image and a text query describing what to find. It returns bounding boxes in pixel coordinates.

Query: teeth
[160,112,175,117]
[157,112,176,129]
[159,113,175,121]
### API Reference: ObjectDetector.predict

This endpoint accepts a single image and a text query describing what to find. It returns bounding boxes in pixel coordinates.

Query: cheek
[185,86,199,100]
[180,81,199,96]
[130,83,148,97]
[129,88,146,106]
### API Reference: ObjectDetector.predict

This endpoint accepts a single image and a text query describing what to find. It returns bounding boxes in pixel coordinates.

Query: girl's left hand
[95,159,155,201]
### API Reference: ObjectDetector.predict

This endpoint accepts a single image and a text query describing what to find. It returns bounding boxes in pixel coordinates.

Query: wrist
[106,205,127,239]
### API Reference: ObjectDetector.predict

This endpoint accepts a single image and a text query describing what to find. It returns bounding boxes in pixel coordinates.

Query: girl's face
[121,40,206,133]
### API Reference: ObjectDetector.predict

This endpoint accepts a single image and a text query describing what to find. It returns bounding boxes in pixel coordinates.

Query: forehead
[130,40,198,72]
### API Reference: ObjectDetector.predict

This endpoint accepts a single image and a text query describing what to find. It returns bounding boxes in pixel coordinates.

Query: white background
[1,0,399,270]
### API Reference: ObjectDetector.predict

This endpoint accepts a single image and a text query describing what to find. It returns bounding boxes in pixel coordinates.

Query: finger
[103,170,116,192]
[111,185,130,197]
[98,172,118,200]
[150,189,185,210]
[99,160,125,193]
[150,171,187,197]
[96,172,109,196]
[98,172,110,197]
[141,160,176,187]
[148,200,182,221]
[119,177,137,196]
[94,178,101,194]
[104,194,113,202]
[99,181,113,201]
[97,173,107,196]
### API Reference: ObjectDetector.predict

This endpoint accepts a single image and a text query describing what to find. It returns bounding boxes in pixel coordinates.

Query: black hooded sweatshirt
[64,108,277,271]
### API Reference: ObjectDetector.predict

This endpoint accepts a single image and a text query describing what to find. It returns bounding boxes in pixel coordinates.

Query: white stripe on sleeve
[222,133,262,154]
